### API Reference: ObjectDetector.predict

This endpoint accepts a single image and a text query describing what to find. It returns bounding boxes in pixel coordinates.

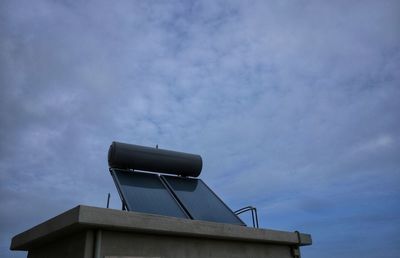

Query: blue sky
[1,1,399,257]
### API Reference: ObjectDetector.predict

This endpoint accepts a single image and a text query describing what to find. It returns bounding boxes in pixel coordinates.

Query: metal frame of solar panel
[110,168,245,226]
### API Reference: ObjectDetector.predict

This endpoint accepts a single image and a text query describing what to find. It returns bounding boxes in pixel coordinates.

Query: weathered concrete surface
[27,230,94,258]
[11,205,312,258]
[101,230,294,258]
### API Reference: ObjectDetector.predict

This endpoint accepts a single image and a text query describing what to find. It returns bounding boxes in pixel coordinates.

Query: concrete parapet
[11,205,312,258]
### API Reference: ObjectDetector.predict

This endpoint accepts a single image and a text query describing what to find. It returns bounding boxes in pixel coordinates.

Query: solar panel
[161,175,245,226]
[111,169,188,219]
[108,142,246,226]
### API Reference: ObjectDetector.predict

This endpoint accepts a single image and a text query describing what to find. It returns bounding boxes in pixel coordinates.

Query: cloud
[351,134,395,153]
[0,0,399,257]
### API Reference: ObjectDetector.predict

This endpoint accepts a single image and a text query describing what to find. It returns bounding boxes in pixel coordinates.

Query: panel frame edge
[109,168,132,211]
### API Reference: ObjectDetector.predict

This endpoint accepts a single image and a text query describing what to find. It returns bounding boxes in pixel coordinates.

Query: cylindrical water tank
[108,141,203,177]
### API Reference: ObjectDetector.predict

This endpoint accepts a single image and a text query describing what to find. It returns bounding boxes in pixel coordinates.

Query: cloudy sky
[1,0,399,257]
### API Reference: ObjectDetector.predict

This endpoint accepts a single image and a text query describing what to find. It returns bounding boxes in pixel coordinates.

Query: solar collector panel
[161,175,245,226]
[111,169,189,219]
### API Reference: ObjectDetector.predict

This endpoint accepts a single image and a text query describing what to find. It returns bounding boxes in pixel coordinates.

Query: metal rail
[234,206,259,228]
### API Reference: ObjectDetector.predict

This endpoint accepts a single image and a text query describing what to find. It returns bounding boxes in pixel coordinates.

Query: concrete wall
[100,230,294,258]
[11,205,311,258]
[27,231,93,258]
[24,229,296,258]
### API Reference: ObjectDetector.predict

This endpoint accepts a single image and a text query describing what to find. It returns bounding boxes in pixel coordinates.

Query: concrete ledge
[11,205,312,251]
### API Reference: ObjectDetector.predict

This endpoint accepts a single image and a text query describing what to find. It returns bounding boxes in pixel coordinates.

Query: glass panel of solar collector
[111,169,188,218]
[161,175,245,226]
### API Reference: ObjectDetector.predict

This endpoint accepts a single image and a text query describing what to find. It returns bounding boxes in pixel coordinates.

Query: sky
[0,0,399,257]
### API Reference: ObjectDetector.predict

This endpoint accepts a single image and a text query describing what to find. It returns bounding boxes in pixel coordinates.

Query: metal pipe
[251,209,255,228]
[254,207,259,228]
[234,206,260,228]
[106,193,110,208]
